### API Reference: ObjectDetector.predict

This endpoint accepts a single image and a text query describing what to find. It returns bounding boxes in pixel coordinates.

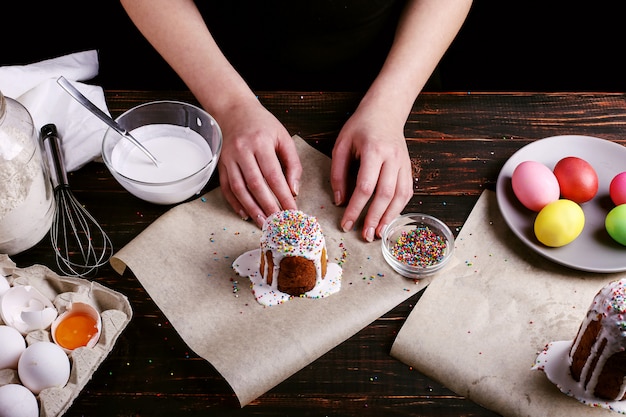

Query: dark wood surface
[11,91,626,417]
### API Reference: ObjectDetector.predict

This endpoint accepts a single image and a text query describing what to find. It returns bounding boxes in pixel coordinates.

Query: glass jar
[0,90,54,255]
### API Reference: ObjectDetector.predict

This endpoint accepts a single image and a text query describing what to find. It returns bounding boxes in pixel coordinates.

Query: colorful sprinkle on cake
[233,209,342,306]
[260,209,324,260]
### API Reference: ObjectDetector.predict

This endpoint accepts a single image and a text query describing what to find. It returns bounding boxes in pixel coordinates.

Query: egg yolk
[54,313,98,350]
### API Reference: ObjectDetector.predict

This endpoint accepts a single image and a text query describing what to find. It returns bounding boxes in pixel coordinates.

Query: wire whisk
[40,124,113,277]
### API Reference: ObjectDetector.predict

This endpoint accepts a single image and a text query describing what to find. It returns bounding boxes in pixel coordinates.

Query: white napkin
[0,50,109,172]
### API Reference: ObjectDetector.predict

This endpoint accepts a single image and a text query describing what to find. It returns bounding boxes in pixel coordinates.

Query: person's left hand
[330,106,414,242]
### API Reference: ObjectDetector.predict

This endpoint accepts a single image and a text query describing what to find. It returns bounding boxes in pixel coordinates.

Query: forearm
[359,0,473,125]
[119,0,257,120]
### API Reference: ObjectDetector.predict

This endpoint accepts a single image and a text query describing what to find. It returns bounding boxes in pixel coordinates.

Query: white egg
[0,384,38,417]
[17,341,70,394]
[0,325,26,369]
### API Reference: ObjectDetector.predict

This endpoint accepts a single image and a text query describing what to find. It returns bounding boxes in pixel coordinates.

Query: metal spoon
[56,76,159,166]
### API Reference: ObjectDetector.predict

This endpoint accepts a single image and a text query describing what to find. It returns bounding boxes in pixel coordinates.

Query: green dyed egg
[606,204,626,246]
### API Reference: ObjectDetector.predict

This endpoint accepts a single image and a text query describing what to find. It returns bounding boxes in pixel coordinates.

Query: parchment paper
[390,190,624,417]
[111,136,435,406]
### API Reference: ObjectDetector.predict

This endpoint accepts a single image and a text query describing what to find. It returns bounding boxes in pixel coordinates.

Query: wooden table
[11,91,626,416]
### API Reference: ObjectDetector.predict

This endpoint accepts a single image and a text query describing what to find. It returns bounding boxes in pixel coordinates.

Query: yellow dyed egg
[534,199,585,247]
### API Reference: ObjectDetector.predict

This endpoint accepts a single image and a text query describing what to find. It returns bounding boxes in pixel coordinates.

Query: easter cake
[259,209,327,295]
[534,278,626,411]
[569,278,626,400]
[233,209,342,306]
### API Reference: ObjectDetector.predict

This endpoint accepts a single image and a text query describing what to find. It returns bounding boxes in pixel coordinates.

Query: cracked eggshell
[0,286,58,335]
[51,302,102,352]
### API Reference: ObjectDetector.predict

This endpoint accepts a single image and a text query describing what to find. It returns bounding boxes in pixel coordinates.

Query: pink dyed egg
[511,160,560,212]
[610,172,626,206]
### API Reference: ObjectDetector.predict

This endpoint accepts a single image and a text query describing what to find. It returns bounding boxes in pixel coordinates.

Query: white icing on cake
[534,278,626,412]
[232,210,342,307]
[259,210,326,285]
[570,278,626,400]
[534,341,626,413]
[233,249,341,307]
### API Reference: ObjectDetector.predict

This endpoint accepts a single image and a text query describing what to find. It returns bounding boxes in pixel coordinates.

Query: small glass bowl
[381,213,455,278]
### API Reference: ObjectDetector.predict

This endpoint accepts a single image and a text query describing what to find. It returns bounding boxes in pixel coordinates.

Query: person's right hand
[216,98,302,227]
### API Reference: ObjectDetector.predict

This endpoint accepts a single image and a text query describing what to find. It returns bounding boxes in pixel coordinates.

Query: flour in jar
[0,126,54,255]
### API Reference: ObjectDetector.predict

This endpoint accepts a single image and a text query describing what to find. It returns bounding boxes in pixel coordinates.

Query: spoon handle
[56,76,159,166]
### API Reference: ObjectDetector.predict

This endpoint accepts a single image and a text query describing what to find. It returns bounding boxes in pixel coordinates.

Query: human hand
[330,108,413,242]
[217,98,302,227]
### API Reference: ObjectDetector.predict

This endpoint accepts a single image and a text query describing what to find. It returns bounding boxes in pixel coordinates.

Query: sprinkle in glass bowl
[381,213,455,278]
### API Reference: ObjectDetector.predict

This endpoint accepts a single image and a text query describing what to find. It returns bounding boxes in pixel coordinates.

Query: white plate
[496,135,626,273]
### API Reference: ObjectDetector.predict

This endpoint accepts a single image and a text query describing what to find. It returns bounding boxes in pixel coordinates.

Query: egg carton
[0,254,132,417]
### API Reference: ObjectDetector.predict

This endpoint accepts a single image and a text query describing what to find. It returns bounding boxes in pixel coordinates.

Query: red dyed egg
[553,156,598,203]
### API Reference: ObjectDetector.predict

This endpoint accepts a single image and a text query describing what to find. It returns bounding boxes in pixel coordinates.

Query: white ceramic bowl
[102,101,222,204]
[381,213,455,278]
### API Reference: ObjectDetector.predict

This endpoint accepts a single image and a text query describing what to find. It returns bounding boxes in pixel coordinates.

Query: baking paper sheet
[111,136,436,406]
[391,190,623,417]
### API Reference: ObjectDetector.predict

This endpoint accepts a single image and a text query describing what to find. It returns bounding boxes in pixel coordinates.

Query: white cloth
[0,50,109,171]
